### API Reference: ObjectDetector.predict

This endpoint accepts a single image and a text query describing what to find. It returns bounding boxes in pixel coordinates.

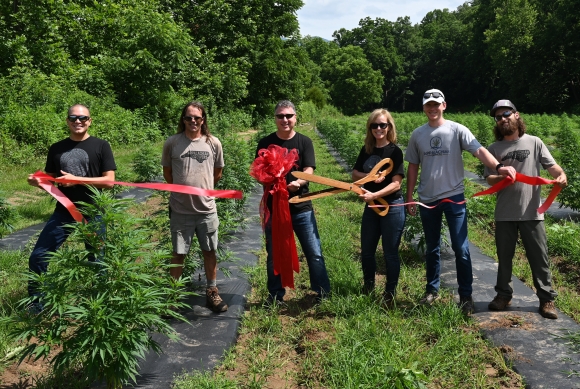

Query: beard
[498,120,518,137]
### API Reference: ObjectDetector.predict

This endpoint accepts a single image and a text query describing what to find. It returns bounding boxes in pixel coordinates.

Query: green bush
[555,114,580,211]
[132,143,163,182]
[0,191,16,237]
[4,190,190,389]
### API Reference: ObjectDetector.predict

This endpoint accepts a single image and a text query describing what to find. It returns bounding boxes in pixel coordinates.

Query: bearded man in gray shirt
[484,100,567,319]
[405,89,516,315]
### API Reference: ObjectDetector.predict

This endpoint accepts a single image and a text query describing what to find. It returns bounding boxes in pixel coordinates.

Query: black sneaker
[459,295,474,316]
[382,292,395,309]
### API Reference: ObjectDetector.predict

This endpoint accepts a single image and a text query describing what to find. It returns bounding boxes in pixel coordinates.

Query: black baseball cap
[490,100,517,117]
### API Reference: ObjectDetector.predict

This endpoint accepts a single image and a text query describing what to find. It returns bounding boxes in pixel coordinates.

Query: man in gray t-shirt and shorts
[484,100,567,319]
[162,101,227,313]
[405,89,516,315]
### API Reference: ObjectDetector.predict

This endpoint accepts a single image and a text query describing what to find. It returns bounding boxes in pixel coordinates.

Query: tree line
[0,0,577,131]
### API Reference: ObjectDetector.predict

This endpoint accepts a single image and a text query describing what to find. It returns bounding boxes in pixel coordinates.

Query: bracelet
[496,163,505,173]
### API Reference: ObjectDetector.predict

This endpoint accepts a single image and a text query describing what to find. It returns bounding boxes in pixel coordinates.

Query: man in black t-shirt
[26,104,116,311]
[255,100,330,304]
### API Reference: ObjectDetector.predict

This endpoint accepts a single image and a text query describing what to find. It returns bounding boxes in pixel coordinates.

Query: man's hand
[497,165,517,181]
[287,180,301,193]
[555,173,568,188]
[406,201,417,216]
[27,173,41,188]
[59,170,79,187]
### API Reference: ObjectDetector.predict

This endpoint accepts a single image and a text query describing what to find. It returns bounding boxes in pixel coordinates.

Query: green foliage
[0,191,16,238]
[4,190,190,389]
[304,86,327,109]
[321,46,383,115]
[546,222,580,258]
[0,71,160,165]
[555,115,580,211]
[132,143,163,182]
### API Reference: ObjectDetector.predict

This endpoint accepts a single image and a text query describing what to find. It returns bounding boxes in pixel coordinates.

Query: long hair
[364,109,397,154]
[177,101,211,142]
[493,112,526,141]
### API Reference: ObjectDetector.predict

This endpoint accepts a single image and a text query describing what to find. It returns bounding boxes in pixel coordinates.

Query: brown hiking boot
[488,295,512,311]
[206,287,228,313]
[539,300,558,319]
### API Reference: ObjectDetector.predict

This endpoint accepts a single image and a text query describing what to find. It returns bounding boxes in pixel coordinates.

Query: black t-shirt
[45,136,117,212]
[353,143,405,202]
[255,132,316,215]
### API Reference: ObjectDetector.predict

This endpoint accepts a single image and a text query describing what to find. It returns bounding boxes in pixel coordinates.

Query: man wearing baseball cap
[405,89,516,315]
[484,99,567,319]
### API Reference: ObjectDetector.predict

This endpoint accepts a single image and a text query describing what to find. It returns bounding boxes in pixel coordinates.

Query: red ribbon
[250,145,300,289]
[369,173,561,214]
[32,170,244,222]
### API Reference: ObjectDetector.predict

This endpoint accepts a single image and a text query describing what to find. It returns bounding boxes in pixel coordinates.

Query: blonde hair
[364,109,397,154]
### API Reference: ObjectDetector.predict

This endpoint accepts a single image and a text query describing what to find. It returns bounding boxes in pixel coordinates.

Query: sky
[297,0,468,40]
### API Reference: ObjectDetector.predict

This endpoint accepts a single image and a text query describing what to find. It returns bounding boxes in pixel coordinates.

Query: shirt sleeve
[458,123,482,154]
[392,146,405,177]
[353,146,367,171]
[538,138,556,169]
[404,132,420,164]
[161,137,173,167]
[300,135,316,170]
[214,138,225,168]
[100,141,117,172]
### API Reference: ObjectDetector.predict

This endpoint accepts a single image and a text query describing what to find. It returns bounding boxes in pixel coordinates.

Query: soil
[479,312,535,331]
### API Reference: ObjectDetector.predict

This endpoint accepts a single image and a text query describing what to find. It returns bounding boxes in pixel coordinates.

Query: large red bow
[250,144,300,289]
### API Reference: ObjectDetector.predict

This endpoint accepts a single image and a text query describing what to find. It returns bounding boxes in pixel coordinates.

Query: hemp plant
[5,188,190,389]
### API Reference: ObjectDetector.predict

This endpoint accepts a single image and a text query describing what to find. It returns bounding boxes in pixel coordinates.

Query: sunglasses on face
[183,115,203,122]
[494,110,514,122]
[67,115,90,122]
[275,114,295,120]
[370,122,389,130]
[423,92,444,99]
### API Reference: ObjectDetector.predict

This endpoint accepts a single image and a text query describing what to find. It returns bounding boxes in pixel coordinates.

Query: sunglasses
[67,115,90,122]
[183,115,203,122]
[275,114,295,120]
[370,122,389,130]
[494,110,514,122]
[423,92,444,99]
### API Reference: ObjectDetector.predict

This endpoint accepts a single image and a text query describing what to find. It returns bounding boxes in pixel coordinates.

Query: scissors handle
[369,197,389,216]
[354,158,394,185]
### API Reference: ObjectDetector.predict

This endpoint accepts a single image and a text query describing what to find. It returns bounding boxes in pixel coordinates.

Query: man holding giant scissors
[255,100,330,305]
[405,89,515,315]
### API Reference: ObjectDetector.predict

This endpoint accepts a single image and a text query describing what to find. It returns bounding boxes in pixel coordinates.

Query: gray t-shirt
[484,134,555,221]
[161,133,224,215]
[405,120,482,202]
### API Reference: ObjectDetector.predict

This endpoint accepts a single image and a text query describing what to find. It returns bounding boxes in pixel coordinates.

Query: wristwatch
[496,163,505,173]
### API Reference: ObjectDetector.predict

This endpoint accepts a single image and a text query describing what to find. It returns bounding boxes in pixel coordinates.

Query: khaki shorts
[170,211,219,254]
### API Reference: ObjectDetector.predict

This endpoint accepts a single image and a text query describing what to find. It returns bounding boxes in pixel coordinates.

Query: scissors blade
[288,188,346,203]
[292,171,363,194]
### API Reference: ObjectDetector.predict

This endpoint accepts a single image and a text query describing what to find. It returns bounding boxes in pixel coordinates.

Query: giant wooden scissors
[289,158,393,216]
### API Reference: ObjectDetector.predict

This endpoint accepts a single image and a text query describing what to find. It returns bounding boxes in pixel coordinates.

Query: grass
[173,126,524,388]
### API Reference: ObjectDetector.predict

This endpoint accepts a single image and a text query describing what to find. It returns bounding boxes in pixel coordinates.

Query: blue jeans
[361,197,406,295]
[418,193,472,297]
[265,210,330,301]
[28,209,104,298]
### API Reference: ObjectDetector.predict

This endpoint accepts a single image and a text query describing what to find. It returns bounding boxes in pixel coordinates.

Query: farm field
[2,110,580,387]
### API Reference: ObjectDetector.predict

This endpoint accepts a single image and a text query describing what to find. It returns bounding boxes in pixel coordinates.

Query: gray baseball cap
[490,100,517,117]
